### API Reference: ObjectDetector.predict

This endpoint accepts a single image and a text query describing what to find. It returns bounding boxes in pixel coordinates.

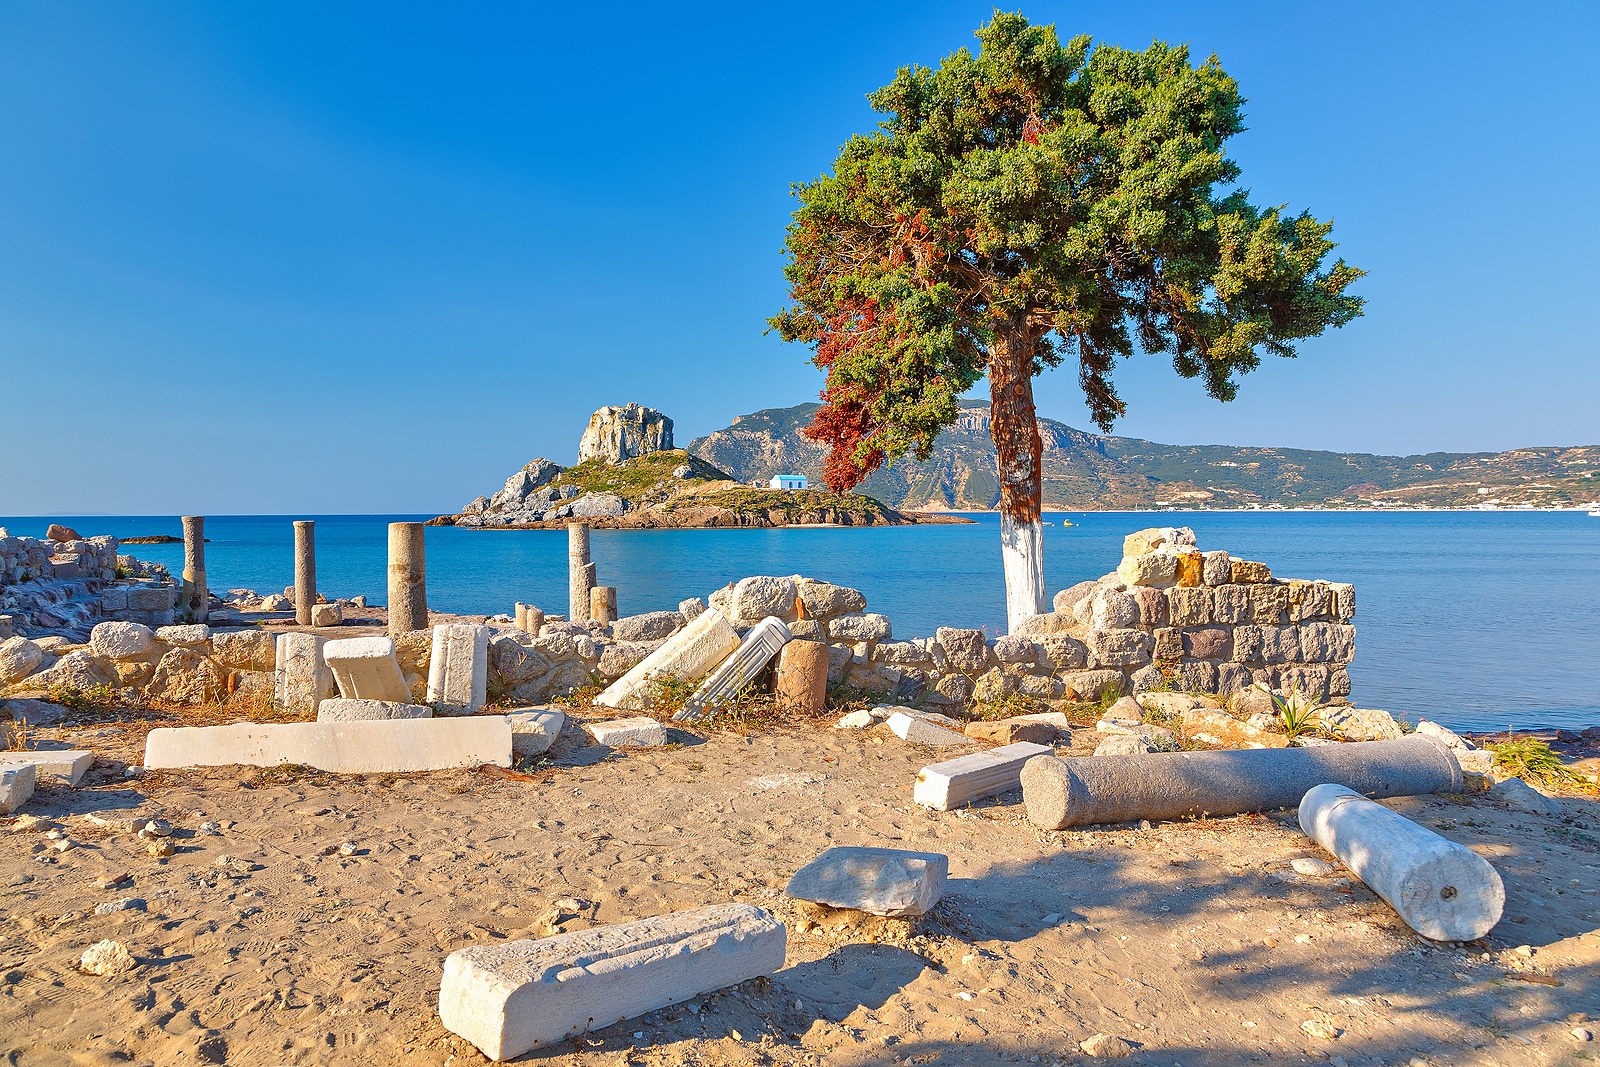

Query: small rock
[214,855,255,876]
[338,842,357,857]
[197,821,221,836]
[10,814,54,833]
[585,717,667,747]
[886,710,969,747]
[834,709,875,729]
[1292,857,1334,877]
[146,839,175,858]
[96,872,131,889]
[79,939,135,976]
[785,845,948,917]
[1490,777,1559,815]
[1079,1033,1132,1058]
[1301,1020,1341,1040]
[1573,1027,1594,1042]
[52,838,75,853]
[138,819,172,838]
[94,898,147,915]
[1514,944,1534,957]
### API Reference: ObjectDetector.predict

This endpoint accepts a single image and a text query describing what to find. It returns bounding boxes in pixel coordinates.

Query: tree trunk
[988,320,1046,632]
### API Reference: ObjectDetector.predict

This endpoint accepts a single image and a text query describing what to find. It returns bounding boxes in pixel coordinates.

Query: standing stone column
[590,586,617,624]
[293,521,317,627]
[387,522,429,636]
[568,522,593,622]
[181,515,208,623]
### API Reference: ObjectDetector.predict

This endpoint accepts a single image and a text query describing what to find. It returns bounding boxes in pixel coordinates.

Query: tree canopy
[771,12,1365,494]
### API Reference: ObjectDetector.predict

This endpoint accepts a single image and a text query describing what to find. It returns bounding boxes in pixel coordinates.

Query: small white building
[768,474,808,491]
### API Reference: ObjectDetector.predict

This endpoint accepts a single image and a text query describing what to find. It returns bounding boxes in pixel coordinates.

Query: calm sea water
[5,512,1597,732]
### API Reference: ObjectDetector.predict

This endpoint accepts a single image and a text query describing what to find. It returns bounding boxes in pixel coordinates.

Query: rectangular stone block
[0,750,93,785]
[143,717,512,773]
[1330,583,1356,621]
[98,589,129,611]
[1,764,36,813]
[1279,665,1330,699]
[1246,584,1289,625]
[438,904,786,1061]
[427,623,491,712]
[1231,624,1263,663]
[1211,584,1249,624]
[1201,550,1231,586]
[273,633,333,716]
[1086,628,1153,669]
[914,741,1053,810]
[1167,586,1212,626]
[1286,580,1331,621]
[675,618,790,722]
[594,609,740,710]
[323,636,411,702]
[316,698,432,721]
[1259,625,1301,664]
[1181,627,1231,661]
[1230,560,1273,584]
[1174,551,1203,587]
[128,586,176,611]
[1151,627,1183,661]
[585,716,666,747]
[887,710,970,746]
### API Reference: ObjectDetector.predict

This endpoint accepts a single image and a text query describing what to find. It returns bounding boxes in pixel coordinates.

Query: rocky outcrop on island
[689,401,1600,510]
[433,405,970,529]
[577,403,674,464]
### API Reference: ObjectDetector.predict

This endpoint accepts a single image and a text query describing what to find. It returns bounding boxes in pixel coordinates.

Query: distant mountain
[688,401,1600,510]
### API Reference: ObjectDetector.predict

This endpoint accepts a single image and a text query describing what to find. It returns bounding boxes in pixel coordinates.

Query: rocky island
[428,403,972,529]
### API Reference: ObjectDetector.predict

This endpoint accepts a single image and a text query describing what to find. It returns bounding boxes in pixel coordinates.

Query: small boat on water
[1590,510,1600,517]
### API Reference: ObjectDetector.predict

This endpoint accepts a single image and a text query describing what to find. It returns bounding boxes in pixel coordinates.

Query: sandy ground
[1,711,1596,1067]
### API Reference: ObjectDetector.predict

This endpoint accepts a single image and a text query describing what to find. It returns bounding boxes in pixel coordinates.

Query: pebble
[1574,1028,1595,1043]
[52,838,75,853]
[954,991,976,1001]
[197,821,221,836]
[1078,1033,1131,1059]
[96,872,131,889]
[1514,945,1534,957]
[94,898,147,915]
[338,842,357,857]
[1292,857,1335,876]
[1301,1020,1341,1040]
[7,873,34,886]
[11,815,54,833]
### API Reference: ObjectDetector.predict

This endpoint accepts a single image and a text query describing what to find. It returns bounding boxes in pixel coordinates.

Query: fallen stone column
[181,515,207,623]
[439,903,786,1061]
[594,609,740,710]
[144,717,511,773]
[568,522,593,622]
[774,639,829,714]
[1299,783,1504,940]
[1020,735,1463,830]
[590,585,616,624]
[273,632,333,716]
[915,741,1053,811]
[387,522,429,635]
[427,623,491,712]
[674,617,790,722]
[293,520,317,627]
[323,636,411,702]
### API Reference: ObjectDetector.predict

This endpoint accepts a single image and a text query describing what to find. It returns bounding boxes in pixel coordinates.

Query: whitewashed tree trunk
[989,319,1047,634]
[1001,512,1046,632]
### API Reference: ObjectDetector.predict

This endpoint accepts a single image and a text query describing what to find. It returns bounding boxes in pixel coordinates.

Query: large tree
[772,13,1364,630]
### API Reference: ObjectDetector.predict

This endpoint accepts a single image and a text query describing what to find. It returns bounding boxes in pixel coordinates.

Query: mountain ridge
[687,401,1600,510]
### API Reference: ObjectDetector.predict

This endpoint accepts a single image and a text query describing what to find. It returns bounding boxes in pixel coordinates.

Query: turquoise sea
[4,511,1597,733]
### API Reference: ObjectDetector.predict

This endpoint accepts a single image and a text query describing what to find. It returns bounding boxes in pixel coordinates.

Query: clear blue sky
[2,2,1596,514]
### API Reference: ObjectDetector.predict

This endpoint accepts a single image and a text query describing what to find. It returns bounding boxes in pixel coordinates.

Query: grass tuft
[1488,737,1597,793]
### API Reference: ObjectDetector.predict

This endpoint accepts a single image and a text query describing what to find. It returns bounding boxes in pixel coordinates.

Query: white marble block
[887,710,971,747]
[593,609,740,710]
[273,632,333,716]
[143,718,512,773]
[913,741,1053,810]
[316,698,432,721]
[785,845,948,917]
[674,617,790,722]
[1,765,35,814]
[427,623,491,712]
[438,903,786,1061]
[585,716,666,747]
[0,750,94,786]
[322,636,411,702]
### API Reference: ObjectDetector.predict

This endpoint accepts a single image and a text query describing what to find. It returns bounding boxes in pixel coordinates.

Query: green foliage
[47,683,115,712]
[1272,685,1325,742]
[1488,737,1597,793]
[553,450,731,498]
[968,687,1050,721]
[660,486,893,520]
[772,12,1363,490]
